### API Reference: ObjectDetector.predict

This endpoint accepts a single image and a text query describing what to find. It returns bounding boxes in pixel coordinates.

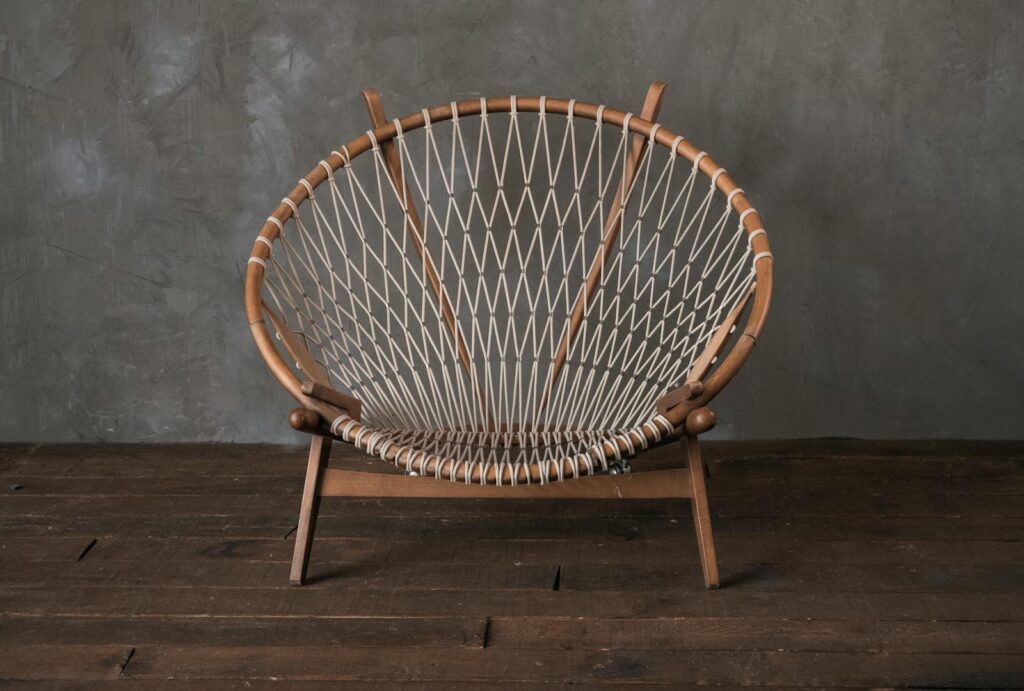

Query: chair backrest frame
[245,95,773,433]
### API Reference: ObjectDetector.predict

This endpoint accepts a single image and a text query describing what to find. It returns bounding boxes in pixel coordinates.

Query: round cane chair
[245,83,773,588]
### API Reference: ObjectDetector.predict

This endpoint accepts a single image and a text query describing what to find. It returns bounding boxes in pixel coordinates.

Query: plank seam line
[481,616,491,649]
[76,538,98,562]
[117,646,136,678]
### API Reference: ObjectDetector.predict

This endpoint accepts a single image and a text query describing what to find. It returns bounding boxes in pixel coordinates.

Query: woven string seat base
[327,414,677,485]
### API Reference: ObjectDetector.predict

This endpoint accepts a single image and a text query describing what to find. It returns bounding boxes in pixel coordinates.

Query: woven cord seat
[244,83,773,587]
[325,414,676,484]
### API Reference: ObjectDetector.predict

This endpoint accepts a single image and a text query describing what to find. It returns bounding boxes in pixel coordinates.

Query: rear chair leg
[290,434,332,585]
[684,435,720,589]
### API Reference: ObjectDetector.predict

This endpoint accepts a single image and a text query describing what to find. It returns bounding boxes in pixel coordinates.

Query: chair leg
[684,435,720,589]
[290,434,332,586]
[678,449,712,479]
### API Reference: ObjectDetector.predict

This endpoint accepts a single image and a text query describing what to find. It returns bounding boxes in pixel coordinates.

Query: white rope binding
[257,97,765,482]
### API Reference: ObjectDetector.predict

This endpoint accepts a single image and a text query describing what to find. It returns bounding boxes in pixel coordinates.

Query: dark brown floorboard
[0,441,1022,687]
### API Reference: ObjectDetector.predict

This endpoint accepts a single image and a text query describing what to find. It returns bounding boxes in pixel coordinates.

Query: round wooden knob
[288,407,321,433]
[684,407,717,436]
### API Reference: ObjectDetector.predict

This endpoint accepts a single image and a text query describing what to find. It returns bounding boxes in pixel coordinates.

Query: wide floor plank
[5,490,1022,517]
[7,534,1021,566]
[0,644,134,681]
[118,645,1024,686]
[3,586,1022,622]
[0,615,486,648]
[485,616,1024,654]
[4,558,1020,594]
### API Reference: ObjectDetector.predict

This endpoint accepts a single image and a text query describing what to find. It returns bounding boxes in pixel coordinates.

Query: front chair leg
[290,434,332,585]
[684,435,720,589]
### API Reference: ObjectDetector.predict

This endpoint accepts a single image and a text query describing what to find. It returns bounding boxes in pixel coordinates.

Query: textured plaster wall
[1,1,1022,442]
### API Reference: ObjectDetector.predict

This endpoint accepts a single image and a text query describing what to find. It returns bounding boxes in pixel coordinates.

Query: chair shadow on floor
[294,533,776,590]
[717,563,770,588]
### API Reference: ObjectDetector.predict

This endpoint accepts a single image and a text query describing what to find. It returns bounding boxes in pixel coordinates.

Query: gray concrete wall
[1,0,1022,442]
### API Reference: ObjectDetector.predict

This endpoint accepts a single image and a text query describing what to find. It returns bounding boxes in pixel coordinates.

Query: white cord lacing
[257,97,765,482]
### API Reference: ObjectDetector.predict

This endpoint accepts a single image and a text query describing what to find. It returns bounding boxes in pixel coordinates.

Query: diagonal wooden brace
[362,88,487,419]
[537,81,667,417]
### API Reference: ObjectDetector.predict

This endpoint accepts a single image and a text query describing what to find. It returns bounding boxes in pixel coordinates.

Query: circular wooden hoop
[245,95,773,438]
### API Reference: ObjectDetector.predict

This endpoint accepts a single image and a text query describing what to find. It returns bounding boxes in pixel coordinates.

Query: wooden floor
[1,440,1023,688]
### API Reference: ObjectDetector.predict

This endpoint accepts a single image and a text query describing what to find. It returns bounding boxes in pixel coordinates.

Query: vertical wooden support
[290,434,332,585]
[684,435,720,589]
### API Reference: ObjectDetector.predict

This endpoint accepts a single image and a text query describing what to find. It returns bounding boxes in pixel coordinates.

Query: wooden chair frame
[244,83,773,590]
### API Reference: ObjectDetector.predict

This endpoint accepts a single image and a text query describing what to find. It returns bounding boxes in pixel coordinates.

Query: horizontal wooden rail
[319,468,693,499]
